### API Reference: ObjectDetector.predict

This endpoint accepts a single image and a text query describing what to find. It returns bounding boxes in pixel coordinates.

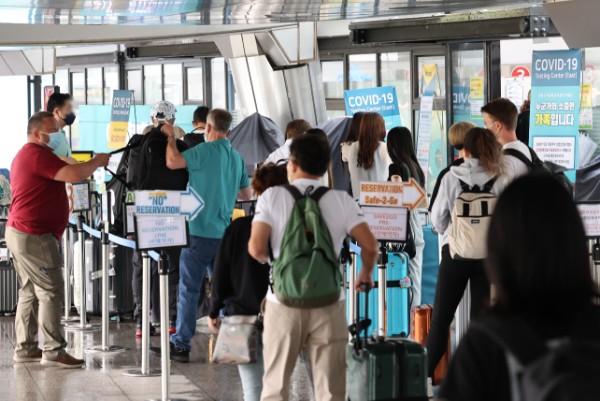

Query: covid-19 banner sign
[529,49,582,171]
[108,90,133,150]
[344,86,402,132]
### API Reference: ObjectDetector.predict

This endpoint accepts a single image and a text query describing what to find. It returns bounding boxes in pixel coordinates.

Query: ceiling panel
[0,1,542,25]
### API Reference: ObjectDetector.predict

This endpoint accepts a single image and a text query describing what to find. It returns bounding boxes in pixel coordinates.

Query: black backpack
[503,147,573,197]
[473,316,600,401]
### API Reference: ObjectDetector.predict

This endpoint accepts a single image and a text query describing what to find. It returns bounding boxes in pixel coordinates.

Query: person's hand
[355,269,374,292]
[160,121,176,138]
[93,153,110,168]
[208,317,220,334]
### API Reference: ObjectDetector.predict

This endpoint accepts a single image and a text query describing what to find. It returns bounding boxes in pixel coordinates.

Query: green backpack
[272,185,342,308]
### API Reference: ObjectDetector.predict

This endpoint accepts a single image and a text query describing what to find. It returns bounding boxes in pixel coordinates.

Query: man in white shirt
[264,119,311,165]
[482,98,532,180]
[249,134,378,401]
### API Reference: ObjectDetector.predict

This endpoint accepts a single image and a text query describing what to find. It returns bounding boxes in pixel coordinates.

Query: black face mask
[62,112,76,126]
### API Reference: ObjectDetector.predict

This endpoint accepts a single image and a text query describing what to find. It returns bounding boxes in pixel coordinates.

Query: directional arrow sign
[359,179,427,211]
[135,188,205,220]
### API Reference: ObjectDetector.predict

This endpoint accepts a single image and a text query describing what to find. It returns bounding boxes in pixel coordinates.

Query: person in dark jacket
[183,106,209,148]
[439,174,600,401]
[515,90,531,146]
[208,164,288,401]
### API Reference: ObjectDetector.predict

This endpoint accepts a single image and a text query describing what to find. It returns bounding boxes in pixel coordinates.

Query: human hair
[357,112,386,170]
[47,93,72,113]
[481,98,518,131]
[285,119,312,140]
[463,128,504,177]
[386,127,425,185]
[486,174,596,318]
[289,134,331,177]
[207,109,233,134]
[448,121,476,150]
[347,112,365,143]
[252,163,288,196]
[193,106,210,124]
[27,111,55,136]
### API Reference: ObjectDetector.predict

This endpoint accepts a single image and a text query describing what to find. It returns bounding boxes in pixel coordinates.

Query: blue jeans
[171,235,220,351]
[238,341,264,401]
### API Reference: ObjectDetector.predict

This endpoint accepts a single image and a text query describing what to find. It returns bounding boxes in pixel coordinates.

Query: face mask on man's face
[40,131,62,150]
[61,112,76,126]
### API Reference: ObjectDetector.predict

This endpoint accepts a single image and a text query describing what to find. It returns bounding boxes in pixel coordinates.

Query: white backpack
[449,178,497,260]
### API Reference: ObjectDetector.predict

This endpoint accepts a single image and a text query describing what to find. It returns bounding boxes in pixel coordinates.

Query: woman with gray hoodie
[426,127,508,378]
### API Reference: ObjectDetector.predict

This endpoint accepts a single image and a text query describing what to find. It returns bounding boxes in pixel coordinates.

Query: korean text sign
[529,50,582,171]
[344,86,401,131]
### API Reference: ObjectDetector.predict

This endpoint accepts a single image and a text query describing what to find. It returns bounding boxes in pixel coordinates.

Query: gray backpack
[473,316,600,401]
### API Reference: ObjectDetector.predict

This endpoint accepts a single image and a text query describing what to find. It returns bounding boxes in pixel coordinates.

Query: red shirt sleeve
[34,146,68,180]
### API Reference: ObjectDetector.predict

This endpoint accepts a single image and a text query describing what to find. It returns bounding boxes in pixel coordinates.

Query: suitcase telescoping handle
[352,282,372,353]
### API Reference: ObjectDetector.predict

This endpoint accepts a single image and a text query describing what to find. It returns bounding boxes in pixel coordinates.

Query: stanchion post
[62,226,79,323]
[86,227,127,353]
[65,215,100,332]
[377,243,387,338]
[123,251,160,377]
[348,251,357,333]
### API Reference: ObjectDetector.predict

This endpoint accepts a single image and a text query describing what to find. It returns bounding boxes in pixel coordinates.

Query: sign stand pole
[148,250,187,401]
[377,243,388,338]
[86,228,127,353]
[124,251,161,377]
[65,215,101,332]
[61,227,79,323]
[348,252,357,337]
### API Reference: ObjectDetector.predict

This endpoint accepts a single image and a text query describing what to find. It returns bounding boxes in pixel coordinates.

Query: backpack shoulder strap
[309,186,330,203]
[471,316,548,366]
[458,179,471,192]
[482,176,498,193]
[284,185,304,202]
[504,148,533,168]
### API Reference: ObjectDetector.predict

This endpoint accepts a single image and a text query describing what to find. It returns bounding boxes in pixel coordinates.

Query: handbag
[212,315,261,365]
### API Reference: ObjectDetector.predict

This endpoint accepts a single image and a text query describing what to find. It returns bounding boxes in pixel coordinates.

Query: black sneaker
[150,342,189,362]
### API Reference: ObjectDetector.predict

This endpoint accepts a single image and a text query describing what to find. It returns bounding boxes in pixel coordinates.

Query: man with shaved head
[6,111,109,369]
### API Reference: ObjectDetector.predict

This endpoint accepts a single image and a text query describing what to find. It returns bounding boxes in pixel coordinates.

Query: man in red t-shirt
[6,111,109,369]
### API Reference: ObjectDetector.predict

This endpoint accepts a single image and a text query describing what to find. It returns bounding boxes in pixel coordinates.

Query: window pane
[322,61,344,98]
[211,58,226,108]
[452,48,485,125]
[71,72,85,106]
[86,67,103,105]
[227,63,243,126]
[40,74,53,111]
[349,54,377,90]
[104,67,119,105]
[164,63,183,105]
[326,109,346,119]
[187,67,203,102]
[414,109,447,194]
[381,52,411,129]
[418,55,446,97]
[55,69,68,94]
[127,70,142,104]
[144,65,162,104]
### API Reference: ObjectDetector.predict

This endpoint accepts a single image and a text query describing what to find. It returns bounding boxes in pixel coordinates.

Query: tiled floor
[0,317,313,401]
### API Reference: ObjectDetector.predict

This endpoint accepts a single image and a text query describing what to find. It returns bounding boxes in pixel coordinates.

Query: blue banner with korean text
[344,86,402,132]
[529,49,581,174]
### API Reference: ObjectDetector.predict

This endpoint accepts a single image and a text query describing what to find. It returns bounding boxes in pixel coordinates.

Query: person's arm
[248,221,272,264]
[162,122,187,170]
[237,163,252,200]
[350,222,378,291]
[238,187,252,201]
[53,154,110,183]
[59,156,78,165]
[431,175,451,234]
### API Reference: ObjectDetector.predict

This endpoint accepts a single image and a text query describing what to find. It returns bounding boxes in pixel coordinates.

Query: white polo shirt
[264,139,292,165]
[503,140,531,180]
[253,178,365,303]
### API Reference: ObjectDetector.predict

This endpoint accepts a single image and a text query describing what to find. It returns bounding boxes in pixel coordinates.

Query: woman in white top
[427,127,507,378]
[346,112,392,198]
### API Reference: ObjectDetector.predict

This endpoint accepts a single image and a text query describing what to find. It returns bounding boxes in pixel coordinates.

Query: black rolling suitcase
[347,285,428,401]
[0,207,18,315]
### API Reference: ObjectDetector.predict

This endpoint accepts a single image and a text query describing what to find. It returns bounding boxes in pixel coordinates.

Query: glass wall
[127,69,143,104]
[104,67,119,105]
[164,63,183,105]
[186,66,203,103]
[144,65,162,105]
[451,47,485,126]
[348,54,377,90]
[86,68,103,105]
[322,60,344,99]
[211,58,226,108]
[381,52,412,129]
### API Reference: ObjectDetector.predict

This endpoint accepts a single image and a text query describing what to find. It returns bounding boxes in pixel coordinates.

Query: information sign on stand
[362,206,409,242]
[135,215,189,251]
[577,203,600,238]
[359,179,427,211]
[72,181,91,212]
[124,203,136,235]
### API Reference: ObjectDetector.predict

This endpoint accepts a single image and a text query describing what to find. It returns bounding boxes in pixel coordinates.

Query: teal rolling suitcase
[347,285,428,401]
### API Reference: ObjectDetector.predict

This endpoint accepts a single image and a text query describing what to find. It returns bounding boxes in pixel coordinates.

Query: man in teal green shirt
[161,109,251,361]
[47,93,75,160]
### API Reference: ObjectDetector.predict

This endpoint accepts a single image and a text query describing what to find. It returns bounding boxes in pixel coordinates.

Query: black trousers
[132,249,180,324]
[425,245,490,377]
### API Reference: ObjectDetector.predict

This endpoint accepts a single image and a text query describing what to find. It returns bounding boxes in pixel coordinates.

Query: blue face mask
[41,131,62,150]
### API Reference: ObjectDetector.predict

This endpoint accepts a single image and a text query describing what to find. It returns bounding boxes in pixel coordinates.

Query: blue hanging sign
[344,86,402,131]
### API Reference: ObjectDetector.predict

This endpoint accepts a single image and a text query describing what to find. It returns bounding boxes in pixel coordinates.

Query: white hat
[151,100,177,120]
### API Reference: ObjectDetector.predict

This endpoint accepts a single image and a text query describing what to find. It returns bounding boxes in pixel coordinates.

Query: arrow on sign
[402,178,427,210]
[181,187,204,220]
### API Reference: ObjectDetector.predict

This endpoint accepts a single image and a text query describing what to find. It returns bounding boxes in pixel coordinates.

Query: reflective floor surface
[0,317,314,401]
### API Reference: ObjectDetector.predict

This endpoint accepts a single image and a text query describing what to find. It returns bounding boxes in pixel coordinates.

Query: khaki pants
[5,227,67,360]
[260,300,347,401]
